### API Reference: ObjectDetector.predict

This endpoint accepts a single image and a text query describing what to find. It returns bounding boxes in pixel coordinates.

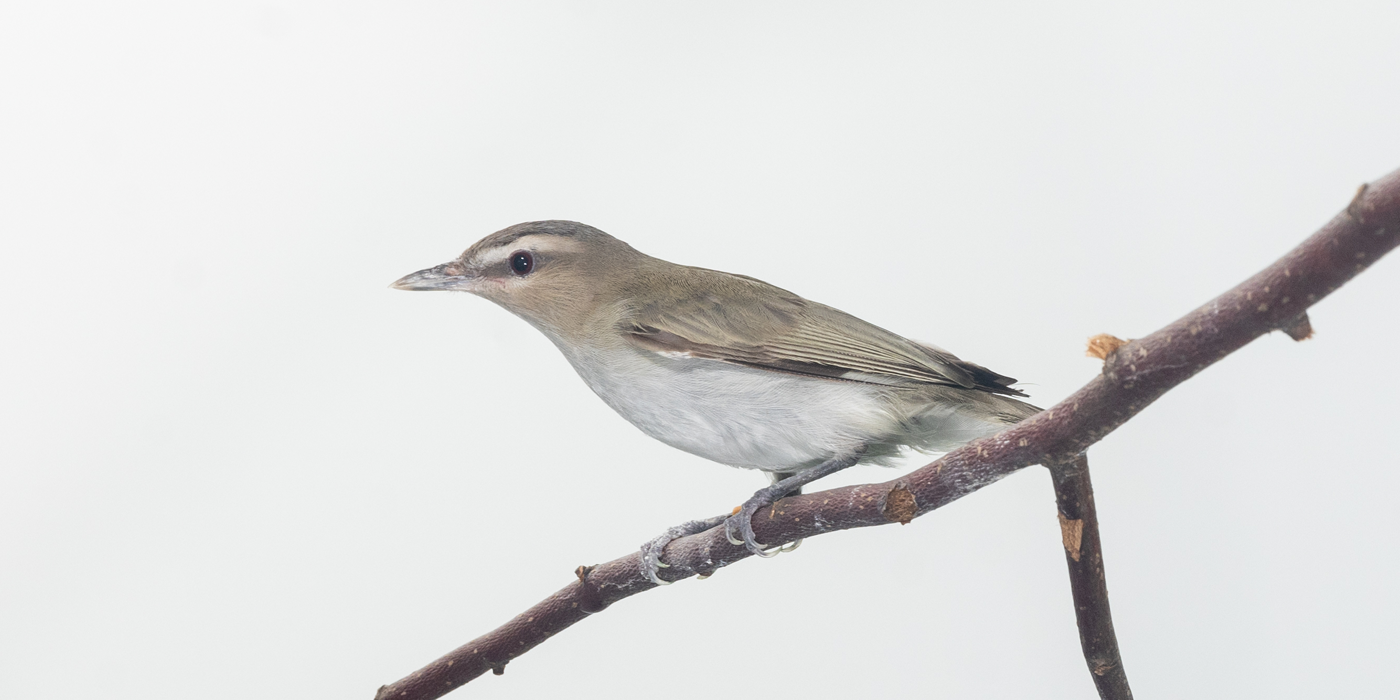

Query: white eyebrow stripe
[475,235,583,267]
[475,246,514,267]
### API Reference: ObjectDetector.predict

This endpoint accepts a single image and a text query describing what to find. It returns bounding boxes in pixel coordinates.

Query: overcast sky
[3,3,1399,699]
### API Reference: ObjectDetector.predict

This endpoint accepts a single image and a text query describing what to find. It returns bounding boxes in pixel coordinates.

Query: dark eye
[509,250,535,276]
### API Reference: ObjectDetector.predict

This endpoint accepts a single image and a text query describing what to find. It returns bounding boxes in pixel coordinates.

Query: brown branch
[1050,454,1132,700]
[375,169,1400,700]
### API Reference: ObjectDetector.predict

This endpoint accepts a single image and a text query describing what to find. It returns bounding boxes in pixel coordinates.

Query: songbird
[392,220,1037,584]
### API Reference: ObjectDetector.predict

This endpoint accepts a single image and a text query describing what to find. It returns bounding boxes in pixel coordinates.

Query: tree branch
[375,170,1400,700]
[1050,454,1132,699]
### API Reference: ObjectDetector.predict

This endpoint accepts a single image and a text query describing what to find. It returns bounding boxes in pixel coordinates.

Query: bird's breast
[551,340,903,471]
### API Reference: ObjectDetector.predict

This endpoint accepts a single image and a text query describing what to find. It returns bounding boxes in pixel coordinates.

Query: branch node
[1347,183,1371,223]
[882,483,917,524]
[574,565,607,614]
[1091,659,1118,676]
[1085,333,1129,361]
[1278,312,1314,342]
[1058,512,1084,562]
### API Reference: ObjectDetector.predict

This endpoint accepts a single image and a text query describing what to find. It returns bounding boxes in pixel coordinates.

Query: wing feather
[620,266,1025,397]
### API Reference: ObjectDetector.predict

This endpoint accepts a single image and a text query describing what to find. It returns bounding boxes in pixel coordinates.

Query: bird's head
[392,220,643,337]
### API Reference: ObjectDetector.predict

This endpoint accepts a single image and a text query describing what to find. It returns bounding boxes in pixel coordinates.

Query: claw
[641,551,671,586]
[640,513,732,585]
[640,542,673,586]
[725,506,779,558]
[778,538,803,553]
[732,529,769,551]
[724,519,745,546]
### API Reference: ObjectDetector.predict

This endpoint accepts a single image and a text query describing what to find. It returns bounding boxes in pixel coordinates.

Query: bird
[392,220,1038,584]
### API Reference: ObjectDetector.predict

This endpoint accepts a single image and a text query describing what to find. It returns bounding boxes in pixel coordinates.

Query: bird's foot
[643,452,864,581]
[723,485,796,558]
[639,514,728,585]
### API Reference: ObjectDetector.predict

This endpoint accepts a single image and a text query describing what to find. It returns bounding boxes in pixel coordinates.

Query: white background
[3,3,1398,698]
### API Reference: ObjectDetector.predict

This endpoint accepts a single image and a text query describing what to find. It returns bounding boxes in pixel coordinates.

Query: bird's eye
[509,250,535,276]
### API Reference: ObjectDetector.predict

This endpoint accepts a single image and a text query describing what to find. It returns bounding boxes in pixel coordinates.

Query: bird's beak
[390,261,476,292]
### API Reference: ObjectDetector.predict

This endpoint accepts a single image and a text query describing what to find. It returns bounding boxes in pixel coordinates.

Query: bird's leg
[640,514,730,586]
[638,452,863,584]
[725,451,864,558]
[764,471,804,553]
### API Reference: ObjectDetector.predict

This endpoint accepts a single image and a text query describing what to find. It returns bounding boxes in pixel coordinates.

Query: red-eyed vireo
[393,220,1038,583]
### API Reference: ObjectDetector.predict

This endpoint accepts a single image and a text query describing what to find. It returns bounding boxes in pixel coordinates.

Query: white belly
[553,340,903,471]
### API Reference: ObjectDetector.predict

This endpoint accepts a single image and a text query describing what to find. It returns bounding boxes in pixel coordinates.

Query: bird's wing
[619,267,1025,396]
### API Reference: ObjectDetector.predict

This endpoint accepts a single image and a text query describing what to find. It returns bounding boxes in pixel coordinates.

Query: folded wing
[620,266,1025,397]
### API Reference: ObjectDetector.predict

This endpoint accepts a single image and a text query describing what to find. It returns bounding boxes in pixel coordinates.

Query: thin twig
[1049,454,1132,700]
[375,168,1400,700]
